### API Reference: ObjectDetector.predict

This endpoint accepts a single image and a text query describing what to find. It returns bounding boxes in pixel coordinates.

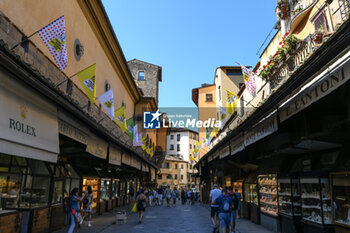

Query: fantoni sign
[280,61,350,122]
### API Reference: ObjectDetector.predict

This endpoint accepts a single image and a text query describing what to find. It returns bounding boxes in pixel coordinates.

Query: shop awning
[279,50,350,122]
[109,143,121,166]
[86,133,108,159]
[276,139,341,155]
[0,68,59,163]
[122,151,132,166]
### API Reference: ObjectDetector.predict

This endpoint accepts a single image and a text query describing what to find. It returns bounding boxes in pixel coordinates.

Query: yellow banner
[226,90,238,114]
[77,64,96,103]
[115,105,127,132]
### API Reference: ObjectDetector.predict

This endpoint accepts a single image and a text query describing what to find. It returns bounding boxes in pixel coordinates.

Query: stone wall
[128,59,161,105]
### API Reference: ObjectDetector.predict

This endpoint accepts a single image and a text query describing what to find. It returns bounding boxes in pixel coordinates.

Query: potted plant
[277,0,289,19]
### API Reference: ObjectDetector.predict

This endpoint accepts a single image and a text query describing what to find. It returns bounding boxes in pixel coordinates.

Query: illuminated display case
[331,172,350,228]
[278,178,301,216]
[300,177,331,225]
[82,178,99,212]
[233,180,243,202]
[100,179,111,201]
[258,174,278,216]
[244,183,258,205]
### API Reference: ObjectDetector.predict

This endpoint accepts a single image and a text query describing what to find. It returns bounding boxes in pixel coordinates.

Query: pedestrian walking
[172,187,178,207]
[165,185,172,207]
[129,186,135,204]
[157,186,163,206]
[234,188,242,219]
[209,184,222,233]
[187,190,191,204]
[228,187,239,233]
[181,189,186,205]
[63,190,70,226]
[136,189,148,224]
[213,188,233,233]
[82,186,93,227]
[149,189,154,207]
[68,187,85,233]
[190,189,195,205]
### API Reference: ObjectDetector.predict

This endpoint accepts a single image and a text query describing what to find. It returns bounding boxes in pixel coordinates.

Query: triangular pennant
[76,64,97,103]
[38,16,67,71]
[115,105,127,132]
[98,88,114,120]
[126,117,134,139]
[226,89,239,114]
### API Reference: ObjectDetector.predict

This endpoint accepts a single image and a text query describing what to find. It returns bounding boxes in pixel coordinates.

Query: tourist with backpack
[68,187,86,233]
[213,188,233,233]
[228,187,239,233]
[82,186,93,227]
[135,189,148,224]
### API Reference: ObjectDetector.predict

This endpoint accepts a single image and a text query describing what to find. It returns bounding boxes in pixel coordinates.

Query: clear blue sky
[102,0,277,108]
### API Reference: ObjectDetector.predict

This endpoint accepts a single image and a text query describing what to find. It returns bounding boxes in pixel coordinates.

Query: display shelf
[300,177,331,225]
[331,172,350,227]
[258,174,278,216]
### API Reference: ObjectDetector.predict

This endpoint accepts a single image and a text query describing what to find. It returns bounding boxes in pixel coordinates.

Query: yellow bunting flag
[77,64,96,103]
[226,90,239,114]
[115,105,127,132]
[141,137,146,151]
[190,153,197,165]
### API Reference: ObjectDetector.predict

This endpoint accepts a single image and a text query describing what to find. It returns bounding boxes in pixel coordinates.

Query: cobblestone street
[55,203,273,233]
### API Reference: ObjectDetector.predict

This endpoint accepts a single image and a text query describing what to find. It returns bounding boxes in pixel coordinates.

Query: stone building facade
[128,59,162,106]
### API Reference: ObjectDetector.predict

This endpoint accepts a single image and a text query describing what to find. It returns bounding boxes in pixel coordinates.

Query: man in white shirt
[209,184,221,233]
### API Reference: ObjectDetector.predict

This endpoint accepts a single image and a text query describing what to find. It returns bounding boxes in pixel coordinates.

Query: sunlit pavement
[55,203,273,233]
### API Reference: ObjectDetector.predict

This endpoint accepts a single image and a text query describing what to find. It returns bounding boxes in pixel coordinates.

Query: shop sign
[86,134,108,159]
[244,113,278,147]
[219,143,230,159]
[279,62,350,122]
[0,69,59,163]
[58,120,89,145]
[122,152,132,166]
[229,133,244,157]
[109,144,121,166]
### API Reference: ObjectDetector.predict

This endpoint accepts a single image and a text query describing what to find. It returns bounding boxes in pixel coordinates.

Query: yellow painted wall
[0,0,137,118]
[216,68,243,108]
[197,85,216,159]
[260,30,283,68]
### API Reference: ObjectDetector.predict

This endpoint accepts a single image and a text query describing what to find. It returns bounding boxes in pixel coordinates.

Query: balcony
[290,0,318,24]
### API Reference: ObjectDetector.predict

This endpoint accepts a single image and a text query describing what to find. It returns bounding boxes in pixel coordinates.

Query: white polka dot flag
[240,63,256,97]
[38,16,67,71]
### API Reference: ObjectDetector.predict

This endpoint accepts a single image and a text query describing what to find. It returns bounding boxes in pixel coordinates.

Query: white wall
[166,131,193,162]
